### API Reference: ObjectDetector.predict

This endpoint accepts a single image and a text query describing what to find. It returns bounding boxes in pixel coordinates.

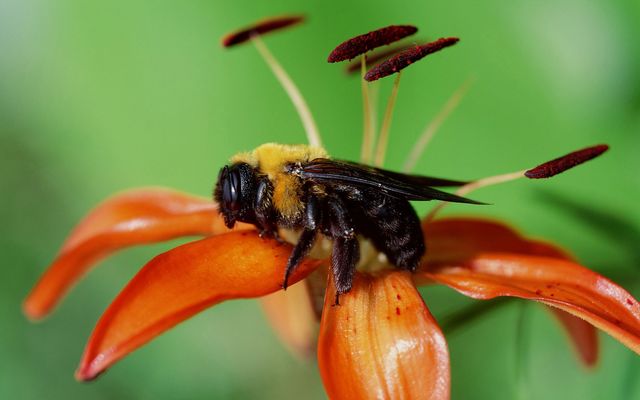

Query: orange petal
[423,252,640,356]
[423,217,537,264]
[318,271,450,400]
[76,230,321,381]
[24,187,249,320]
[423,217,599,366]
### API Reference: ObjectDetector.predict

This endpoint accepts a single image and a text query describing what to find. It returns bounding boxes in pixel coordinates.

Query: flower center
[279,228,392,275]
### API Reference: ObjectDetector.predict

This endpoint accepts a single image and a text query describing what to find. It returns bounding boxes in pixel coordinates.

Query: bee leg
[354,187,425,272]
[254,177,280,240]
[259,229,284,244]
[326,195,359,306]
[331,237,359,306]
[282,195,319,290]
[282,229,317,290]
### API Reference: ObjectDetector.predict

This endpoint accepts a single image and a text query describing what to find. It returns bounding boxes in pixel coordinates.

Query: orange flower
[23,14,640,400]
[23,194,640,397]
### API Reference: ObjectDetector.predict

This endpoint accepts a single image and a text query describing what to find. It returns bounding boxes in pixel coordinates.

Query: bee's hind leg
[281,195,319,290]
[326,195,360,306]
[331,237,359,306]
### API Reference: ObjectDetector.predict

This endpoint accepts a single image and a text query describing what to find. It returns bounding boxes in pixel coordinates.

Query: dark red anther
[364,37,459,82]
[525,144,609,179]
[344,44,414,74]
[221,15,304,48]
[328,25,418,63]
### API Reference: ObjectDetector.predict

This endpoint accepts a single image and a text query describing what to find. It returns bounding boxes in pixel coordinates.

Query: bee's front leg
[253,177,280,240]
[281,194,319,290]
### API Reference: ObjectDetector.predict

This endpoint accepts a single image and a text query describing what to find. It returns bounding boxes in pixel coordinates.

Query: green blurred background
[1,0,639,399]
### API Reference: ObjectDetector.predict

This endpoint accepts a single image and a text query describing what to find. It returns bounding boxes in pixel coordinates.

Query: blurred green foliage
[1,0,639,399]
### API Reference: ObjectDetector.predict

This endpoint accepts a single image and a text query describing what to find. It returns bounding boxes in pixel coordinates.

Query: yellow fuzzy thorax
[231,143,328,177]
[231,143,329,219]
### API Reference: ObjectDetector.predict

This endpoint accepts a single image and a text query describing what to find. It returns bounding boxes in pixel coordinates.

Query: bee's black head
[214,162,258,229]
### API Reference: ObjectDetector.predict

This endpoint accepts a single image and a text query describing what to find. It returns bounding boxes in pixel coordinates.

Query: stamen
[364,37,460,82]
[453,170,527,197]
[424,170,524,222]
[402,77,474,172]
[328,25,418,63]
[360,57,374,163]
[251,35,323,147]
[221,15,305,48]
[345,44,414,74]
[368,84,380,162]
[373,72,402,167]
[524,144,609,179]
[424,144,609,222]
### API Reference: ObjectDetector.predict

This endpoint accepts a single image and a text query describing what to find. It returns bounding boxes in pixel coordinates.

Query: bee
[214,143,481,302]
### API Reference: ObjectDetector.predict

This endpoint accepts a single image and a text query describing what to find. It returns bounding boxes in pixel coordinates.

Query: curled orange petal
[318,271,450,400]
[423,217,534,264]
[76,230,321,381]
[24,187,250,320]
[423,252,640,356]
[423,217,599,366]
[423,217,577,263]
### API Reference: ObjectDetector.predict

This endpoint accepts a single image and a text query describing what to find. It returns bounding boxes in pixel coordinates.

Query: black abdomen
[342,186,425,270]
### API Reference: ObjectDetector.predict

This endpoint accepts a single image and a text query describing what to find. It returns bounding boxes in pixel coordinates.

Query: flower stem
[251,35,322,147]
[374,72,402,167]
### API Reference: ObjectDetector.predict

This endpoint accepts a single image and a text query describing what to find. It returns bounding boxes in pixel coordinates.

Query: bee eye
[223,166,241,212]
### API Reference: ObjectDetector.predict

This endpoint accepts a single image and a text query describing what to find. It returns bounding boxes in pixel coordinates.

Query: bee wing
[339,160,468,187]
[300,159,485,205]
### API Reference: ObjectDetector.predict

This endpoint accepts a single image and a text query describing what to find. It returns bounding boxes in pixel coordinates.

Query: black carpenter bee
[214,143,482,302]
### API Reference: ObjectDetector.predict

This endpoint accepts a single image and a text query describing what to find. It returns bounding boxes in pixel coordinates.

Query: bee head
[214,162,258,229]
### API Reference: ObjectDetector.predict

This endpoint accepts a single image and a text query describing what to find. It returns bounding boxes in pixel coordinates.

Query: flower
[23,14,640,400]
[23,192,640,396]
